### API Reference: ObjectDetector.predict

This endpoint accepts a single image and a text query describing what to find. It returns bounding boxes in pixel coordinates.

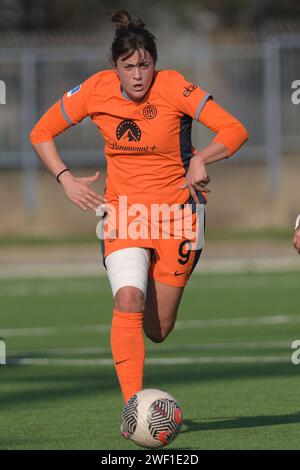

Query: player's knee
[145,331,163,343]
[146,332,164,343]
[145,324,174,343]
[114,286,145,313]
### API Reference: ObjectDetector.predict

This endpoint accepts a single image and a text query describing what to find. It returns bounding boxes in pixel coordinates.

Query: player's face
[115,49,155,102]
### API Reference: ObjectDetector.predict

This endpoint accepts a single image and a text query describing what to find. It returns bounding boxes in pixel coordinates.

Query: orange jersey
[30,69,248,206]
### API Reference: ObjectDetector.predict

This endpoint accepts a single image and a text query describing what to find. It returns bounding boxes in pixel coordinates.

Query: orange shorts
[98,201,205,287]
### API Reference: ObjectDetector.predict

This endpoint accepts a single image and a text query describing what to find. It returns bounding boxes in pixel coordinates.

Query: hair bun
[111,10,145,30]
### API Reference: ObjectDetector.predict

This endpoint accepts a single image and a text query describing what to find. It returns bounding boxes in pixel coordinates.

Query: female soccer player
[30,10,248,410]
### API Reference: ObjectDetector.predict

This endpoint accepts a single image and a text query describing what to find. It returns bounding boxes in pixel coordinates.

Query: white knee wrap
[105,247,150,298]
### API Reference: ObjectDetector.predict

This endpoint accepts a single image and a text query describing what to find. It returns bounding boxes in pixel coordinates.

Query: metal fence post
[263,37,282,197]
[20,48,38,214]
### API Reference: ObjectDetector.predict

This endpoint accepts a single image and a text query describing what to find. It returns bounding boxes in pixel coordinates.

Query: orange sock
[110,309,145,404]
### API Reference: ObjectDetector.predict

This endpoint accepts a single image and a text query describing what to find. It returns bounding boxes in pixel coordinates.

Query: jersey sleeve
[30,75,97,145]
[199,99,248,157]
[167,70,212,120]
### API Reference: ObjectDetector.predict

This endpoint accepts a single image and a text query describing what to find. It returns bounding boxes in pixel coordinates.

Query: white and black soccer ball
[121,389,183,448]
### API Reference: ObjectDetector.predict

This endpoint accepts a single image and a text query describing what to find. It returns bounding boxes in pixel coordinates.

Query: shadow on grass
[0,361,299,411]
[182,412,300,433]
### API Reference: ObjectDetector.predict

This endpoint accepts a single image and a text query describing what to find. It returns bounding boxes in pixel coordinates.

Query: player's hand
[179,152,210,204]
[59,170,106,212]
[293,228,300,255]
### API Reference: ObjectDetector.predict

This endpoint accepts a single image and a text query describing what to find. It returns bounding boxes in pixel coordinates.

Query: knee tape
[105,247,150,298]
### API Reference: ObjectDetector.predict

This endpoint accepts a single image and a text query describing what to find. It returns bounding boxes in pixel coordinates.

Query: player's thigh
[143,276,185,341]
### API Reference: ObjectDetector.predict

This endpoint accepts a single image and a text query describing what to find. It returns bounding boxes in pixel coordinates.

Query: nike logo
[116,359,130,365]
[174,270,188,276]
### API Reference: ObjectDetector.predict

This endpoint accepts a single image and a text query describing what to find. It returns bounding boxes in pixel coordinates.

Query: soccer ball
[121,389,183,448]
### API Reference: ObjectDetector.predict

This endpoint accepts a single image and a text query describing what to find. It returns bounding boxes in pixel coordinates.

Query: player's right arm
[30,76,105,212]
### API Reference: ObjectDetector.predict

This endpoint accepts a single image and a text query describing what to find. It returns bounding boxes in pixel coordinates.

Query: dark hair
[110,10,158,65]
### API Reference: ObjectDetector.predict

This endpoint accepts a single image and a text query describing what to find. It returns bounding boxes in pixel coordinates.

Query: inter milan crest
[143,105,157,119]
[116,120,142,142]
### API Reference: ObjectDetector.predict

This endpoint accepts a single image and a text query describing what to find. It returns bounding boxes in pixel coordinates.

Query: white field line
[200,257,300,274]
[0,282,109,297]
[187,277,300,290]
[2,314,300,338]
[0,263,102,279]
[7,356,290,366]
[0,275,300,297]
[6,341,293,358]
[0,324,109,337]
[175,315,300,329]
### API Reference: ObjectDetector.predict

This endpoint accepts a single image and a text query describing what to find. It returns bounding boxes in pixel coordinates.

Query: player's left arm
[181,100,248,202]
[195,98,249,162]
[168,71,248,203]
